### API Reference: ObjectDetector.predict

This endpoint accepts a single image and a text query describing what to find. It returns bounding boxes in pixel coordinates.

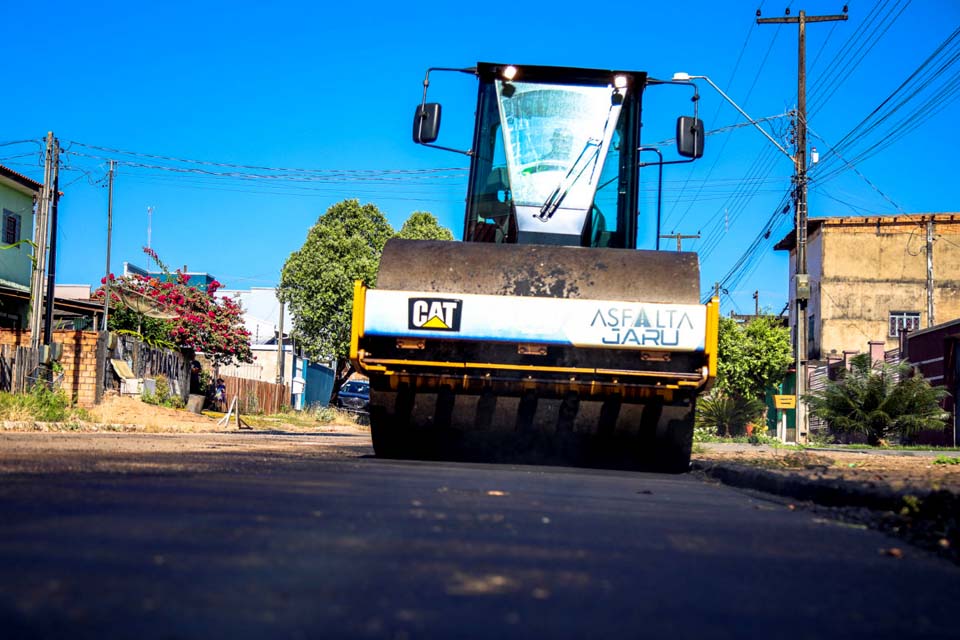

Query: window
[889,311,920,337]
[2,210,20,245]
[807,314,819,360]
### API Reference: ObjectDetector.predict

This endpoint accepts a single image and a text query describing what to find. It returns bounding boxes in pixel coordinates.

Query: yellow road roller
[351,63,719,472]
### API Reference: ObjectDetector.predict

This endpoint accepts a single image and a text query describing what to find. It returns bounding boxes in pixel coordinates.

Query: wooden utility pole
[758,7,847,444]
[29,133,58,350]
[659,232,700,252]
[102,160,115,331]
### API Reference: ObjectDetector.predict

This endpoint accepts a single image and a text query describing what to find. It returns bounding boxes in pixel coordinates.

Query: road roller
[350,63,719,472]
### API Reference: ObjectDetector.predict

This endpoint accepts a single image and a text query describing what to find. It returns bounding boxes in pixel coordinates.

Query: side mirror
[413,103,442,144]
[676,116,704,159]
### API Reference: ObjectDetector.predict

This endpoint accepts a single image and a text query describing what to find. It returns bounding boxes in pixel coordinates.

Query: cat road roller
[350,63,719,472]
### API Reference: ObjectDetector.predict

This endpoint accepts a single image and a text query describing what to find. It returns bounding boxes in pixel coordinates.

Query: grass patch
[0,385,85,423]
[807,443,960,452]
[933,455,960,465]
[211,406,365,431]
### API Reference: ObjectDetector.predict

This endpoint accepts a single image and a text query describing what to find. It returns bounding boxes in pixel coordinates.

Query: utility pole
[29,133,57,350]
[758,7,847,444]
[275,300,285,385]
[42,139,61,346]
[659,232,700,252]
[926,218,935,327]
[753,290,760,317]
[102,160,115,331]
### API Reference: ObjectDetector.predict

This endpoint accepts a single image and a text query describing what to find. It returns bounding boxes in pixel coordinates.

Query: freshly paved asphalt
[1,443,958,639]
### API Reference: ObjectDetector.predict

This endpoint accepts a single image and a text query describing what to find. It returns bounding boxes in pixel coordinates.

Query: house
[0,165,40,329]
[123,261,217,289]
[774,214,960,361]
[217,287,333,410]
[901,318,960,446]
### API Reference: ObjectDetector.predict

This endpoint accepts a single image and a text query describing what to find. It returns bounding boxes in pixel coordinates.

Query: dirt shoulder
[693,443,960,564]
[0,429,374,475]
[693,443,960,494]
[0,395,374,474]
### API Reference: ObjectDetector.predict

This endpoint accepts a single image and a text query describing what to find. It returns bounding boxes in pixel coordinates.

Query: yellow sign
[774,395,797,409]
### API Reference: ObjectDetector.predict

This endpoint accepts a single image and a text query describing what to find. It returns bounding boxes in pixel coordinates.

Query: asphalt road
[1,434,958,639]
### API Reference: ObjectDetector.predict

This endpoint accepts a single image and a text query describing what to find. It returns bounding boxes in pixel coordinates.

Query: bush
[141,375,185,409]
[313,406,338,423]
[804,353,949,445]
[695,391,765,437]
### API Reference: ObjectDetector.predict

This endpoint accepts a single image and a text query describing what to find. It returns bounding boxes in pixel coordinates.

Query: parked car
[336,379,370,413]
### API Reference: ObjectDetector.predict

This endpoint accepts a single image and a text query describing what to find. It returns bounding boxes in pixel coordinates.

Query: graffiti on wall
[112,335,191,400]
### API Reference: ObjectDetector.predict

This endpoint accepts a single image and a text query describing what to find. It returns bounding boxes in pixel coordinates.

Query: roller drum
[375,239,700,303]
[367,239,701,472]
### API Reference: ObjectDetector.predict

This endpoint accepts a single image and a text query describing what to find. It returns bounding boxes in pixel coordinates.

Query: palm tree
[804,353,949,445]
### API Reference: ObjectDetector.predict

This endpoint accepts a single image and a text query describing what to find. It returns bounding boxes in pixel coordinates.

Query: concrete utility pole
[102,160,115,331]
[28,133,58,349]
[275,300,285,385]
[754,290,760,317]
[42,142,61,347]
[659,232,700,252]
[758,7,847,444]
[926,218,935,327]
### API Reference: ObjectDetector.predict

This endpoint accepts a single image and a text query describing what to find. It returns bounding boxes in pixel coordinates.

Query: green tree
[396,211,454,240]
[716,316,792,400]
[278,199,394,387]
[700,316,792,437]
[804,353,948,445]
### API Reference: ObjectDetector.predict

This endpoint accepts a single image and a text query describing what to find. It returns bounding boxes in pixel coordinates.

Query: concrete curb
[693,460,960,563]
[691,460,958,513]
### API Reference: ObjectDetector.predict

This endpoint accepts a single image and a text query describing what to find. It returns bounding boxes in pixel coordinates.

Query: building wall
[0,183,35,290]
[217,344,317,409]
[815,216,960,357]
[807,229,823,358]
[218,287,291,345]
[0,329,102,407]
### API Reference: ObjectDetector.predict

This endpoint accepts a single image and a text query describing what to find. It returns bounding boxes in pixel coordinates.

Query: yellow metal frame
[704,296,720,382]
[361,356,703,382]
[349,280,366,372]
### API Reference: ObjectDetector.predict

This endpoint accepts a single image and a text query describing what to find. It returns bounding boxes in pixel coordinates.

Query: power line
[64,140,468,176]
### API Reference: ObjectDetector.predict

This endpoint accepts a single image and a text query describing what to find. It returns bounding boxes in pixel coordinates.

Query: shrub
[695,391,766,437]
[804,353,948,445]
[141,375,185,409]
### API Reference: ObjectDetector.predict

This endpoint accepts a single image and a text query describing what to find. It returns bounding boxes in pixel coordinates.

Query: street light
[671,72,794,165]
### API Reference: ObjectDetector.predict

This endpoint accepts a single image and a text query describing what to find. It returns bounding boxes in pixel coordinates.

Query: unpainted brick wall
[0,329,102,407]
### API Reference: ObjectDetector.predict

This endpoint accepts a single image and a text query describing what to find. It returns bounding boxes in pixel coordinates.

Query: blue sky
[4,0,959,315]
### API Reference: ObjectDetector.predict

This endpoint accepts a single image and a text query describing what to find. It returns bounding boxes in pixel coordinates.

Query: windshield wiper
[537,94,620,221]
[537,138,601,221]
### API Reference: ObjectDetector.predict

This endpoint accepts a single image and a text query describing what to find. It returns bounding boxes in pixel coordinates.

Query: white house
[218,287,333,409]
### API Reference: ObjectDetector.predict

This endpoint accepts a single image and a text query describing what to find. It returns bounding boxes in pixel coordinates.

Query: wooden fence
[221,374,290,414]
[0,344,43,394]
